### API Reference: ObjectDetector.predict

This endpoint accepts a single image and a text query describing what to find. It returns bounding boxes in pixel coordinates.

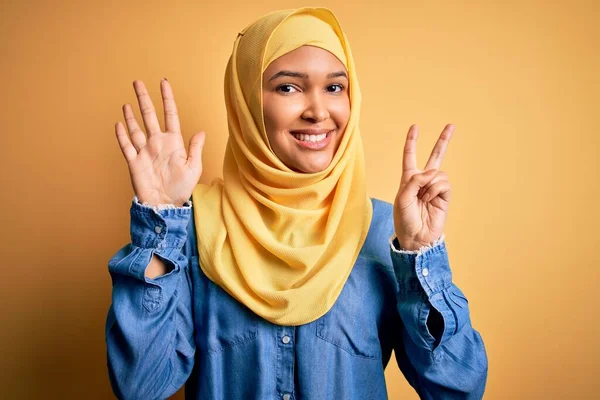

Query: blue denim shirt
[105,197,488,399]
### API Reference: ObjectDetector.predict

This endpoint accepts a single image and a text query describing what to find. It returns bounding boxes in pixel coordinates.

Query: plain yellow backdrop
[1,0,598,398]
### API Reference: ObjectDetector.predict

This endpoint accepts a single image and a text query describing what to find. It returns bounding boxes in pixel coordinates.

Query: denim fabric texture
[105,197,488,399]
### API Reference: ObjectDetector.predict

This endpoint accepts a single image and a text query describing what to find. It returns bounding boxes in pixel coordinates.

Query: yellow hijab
[191,7,372,326]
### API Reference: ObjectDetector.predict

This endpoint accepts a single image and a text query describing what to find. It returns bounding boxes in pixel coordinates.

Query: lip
[290,128,334,135]
[289,129,334,150]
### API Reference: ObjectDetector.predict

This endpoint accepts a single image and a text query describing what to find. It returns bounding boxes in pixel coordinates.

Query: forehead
[263,45,347,74]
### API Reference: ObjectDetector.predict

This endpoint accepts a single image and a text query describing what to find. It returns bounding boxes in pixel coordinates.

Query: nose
[301,92,330,123]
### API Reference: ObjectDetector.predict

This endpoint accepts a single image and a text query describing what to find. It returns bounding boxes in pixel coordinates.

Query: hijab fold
[191,7,372,325]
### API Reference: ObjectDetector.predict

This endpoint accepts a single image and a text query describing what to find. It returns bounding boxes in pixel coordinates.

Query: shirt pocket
[191,255,259,355]
[315,275,382,360]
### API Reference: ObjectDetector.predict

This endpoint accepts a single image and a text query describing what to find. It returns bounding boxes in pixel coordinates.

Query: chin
[294,158,332,174]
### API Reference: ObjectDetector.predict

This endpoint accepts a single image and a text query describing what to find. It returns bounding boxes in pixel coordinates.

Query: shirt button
[154,226,163,234]
[422,268,429,277]
[282,335,290,344]
[283,394,291,400]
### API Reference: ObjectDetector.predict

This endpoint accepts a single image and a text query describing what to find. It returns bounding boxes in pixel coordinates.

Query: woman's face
[262,45,350,173]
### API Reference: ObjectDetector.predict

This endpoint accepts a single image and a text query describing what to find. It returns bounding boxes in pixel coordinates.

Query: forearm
[106,196,196,399]
[390,236,488,398]
[145,253,173,278]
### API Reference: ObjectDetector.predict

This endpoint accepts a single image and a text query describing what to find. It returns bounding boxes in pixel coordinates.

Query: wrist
[135,195,188,209]
[395,236,438,252]
[396,240,424,252]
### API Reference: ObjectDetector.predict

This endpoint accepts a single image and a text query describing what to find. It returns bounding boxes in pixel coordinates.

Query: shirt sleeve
[105,196,196,400]
[389,233,488,399]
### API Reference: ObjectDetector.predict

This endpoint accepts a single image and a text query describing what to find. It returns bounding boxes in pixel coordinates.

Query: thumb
[403,169,437,198]
[187,131,206,175]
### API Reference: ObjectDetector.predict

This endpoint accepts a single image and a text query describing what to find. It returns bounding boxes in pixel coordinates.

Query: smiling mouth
[290,129,333,143]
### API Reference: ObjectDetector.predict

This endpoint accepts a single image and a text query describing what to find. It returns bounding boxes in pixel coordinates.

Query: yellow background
[1,0,598,398]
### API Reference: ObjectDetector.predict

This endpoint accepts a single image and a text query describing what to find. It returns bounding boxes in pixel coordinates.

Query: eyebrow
[268,70,348,81]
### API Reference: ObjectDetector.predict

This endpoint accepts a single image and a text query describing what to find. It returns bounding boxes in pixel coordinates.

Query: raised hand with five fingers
[115,79,206,207]
[393,124,455,251]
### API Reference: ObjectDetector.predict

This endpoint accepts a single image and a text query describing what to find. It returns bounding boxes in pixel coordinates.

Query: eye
[326,84,344,93]
[276,84,299,94]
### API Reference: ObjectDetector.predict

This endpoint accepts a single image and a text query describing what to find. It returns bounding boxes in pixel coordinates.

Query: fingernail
[162,77,168,81]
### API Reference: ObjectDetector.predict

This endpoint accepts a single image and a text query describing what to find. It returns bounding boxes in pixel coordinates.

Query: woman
[106,7,488,399]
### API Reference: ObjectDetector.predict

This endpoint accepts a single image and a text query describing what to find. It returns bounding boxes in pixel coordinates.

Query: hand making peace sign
[393,124,455,251]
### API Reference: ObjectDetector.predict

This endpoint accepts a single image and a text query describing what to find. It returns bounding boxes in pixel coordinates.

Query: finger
[160,78,181,134]
[133,80,162,136]
[122,103,146,152]
[421,180,451,203]
[401,168,437,199]
[402,124,418,172]
[418,171,447,198]
[115,122,137,163]
[186,131,206,175]
[424,124,454,171]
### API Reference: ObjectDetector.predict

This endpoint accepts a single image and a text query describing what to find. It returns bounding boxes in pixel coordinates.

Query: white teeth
[292,133,327,142]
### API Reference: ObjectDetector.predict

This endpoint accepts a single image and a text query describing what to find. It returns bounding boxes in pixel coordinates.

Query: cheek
[263,97,296,156]
[263,97,304,131]
[262,95,276,131]
[332,100,350,131]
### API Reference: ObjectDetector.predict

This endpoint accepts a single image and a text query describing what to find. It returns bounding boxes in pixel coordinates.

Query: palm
[129,132,197,206]
[115,80,206,206]
[393,124,454,250]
